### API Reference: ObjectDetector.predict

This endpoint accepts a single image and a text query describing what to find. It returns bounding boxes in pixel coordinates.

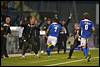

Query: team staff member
[57,14,72,54]
[22,16,40,58]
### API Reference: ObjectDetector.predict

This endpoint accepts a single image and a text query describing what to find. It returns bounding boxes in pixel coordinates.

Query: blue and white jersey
[80,19,94,38]
[48,22,62,37]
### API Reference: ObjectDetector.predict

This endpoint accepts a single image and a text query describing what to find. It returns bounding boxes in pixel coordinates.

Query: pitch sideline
[45,57,99,66]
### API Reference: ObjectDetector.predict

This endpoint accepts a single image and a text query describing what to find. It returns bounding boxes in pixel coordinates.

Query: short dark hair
[53,18,59,22]
[83,12,89,19]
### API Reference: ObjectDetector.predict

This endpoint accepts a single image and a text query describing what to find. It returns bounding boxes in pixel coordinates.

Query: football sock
[86,47,89,58]
[82,48,87,58]
[47,47,51,56]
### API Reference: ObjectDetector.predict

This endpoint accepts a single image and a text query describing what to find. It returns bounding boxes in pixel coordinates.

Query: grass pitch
[1,48,99,66]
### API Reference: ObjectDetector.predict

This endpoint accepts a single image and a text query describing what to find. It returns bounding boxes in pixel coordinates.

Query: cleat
[41,51,44,54]
[67,57,71,59]
[87,54,91,62]
[5,55,9,58]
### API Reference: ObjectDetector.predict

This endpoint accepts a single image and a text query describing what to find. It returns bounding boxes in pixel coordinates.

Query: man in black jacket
[21,16,40,58]
[57,14,72,54]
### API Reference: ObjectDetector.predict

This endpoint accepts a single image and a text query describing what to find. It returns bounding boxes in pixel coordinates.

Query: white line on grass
[32,59,57,64]
[32,57,68,64]
[45,57,99,66]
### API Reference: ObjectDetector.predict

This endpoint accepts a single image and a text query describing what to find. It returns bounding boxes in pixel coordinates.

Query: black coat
[22,23,40,42]
[3,24,11,35]
[59,18,71,37]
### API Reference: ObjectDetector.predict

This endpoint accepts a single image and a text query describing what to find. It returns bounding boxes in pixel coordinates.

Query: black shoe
[87,54,91,62]
[5,55,9,58]
[58,51,59,54]
[64,51,66,54]
[67,57,71,59]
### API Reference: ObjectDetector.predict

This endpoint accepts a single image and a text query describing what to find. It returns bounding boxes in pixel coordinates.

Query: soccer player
[80,12,95,62]
[46,18,64,57]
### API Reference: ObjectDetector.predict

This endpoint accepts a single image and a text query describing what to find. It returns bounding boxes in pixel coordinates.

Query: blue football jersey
[48,22,62,37]
[80,19,94,38]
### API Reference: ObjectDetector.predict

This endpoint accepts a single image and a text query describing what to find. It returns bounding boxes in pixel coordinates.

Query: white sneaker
[36,54,40,58]
[36,54,39,57]
[33,53,35,55]
[22,55,25,58]
[44,52,47,54]
[41,51,44,54]
[48,55,51,57]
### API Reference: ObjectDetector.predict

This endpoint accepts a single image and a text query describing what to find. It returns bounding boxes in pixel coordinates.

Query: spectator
[39,17,51,54]
[1,16,12,58]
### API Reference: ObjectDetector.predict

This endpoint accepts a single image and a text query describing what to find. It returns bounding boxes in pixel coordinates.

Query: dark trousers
[40,35,46,52]
[68,38,80,58]
[1,36,8,57]
[19,37,23,49]
[57,34,67,54]
[31,37,40,54]
[22,36,40,55]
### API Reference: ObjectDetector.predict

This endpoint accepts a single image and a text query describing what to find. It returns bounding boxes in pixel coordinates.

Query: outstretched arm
[66,13,72,26]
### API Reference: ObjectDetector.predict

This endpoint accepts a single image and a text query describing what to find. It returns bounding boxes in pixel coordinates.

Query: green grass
[1,49,99,66]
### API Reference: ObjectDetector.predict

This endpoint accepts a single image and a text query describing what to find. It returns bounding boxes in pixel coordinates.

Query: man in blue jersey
[46,18,64,57]
[80,12,95,62]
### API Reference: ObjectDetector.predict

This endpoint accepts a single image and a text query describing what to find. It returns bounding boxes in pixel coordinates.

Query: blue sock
[82,48,87,58]
[47,48,51,56]
[86,48,89,57]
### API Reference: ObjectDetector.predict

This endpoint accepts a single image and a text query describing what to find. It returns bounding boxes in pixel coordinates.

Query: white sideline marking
[32,59,57,63]
[32,57,68,64]
[45,57,99,66]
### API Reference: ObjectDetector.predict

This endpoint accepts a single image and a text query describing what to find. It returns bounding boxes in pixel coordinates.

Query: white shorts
[47,36,57,46]
[80,38,89,47]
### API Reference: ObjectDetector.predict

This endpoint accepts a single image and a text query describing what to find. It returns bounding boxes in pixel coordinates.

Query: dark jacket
[3,23,11,35]
[22,22,41,41]
[59,18,71,37]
